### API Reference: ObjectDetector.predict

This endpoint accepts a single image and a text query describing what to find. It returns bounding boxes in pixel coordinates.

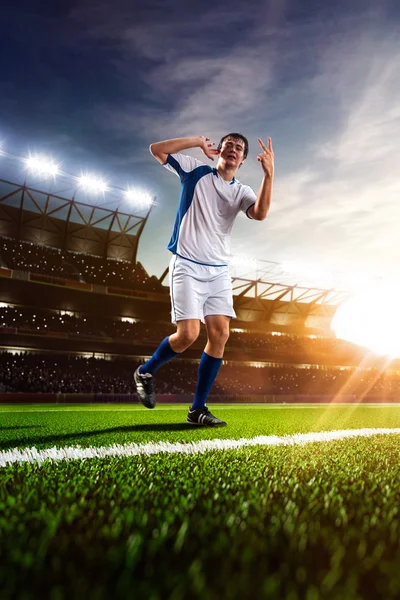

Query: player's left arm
[247,137,274,221]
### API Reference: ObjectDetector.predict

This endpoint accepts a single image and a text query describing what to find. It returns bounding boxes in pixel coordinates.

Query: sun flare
[331,286,400,359]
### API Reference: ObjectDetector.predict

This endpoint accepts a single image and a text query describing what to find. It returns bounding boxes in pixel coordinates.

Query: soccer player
[134,133,274,426]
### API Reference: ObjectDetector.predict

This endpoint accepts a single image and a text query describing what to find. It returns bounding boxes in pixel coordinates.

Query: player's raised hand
[257,137,274,178]
[198,136,220,161]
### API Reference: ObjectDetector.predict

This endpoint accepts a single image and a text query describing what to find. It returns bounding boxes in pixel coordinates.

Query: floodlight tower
[77,174,109,195]
[119,187,155,263]
[14,154,61,241]
[0,142,156,266]
[124,188,155,223]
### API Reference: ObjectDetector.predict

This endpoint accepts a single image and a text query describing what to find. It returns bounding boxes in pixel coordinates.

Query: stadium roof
[229,259,350,305]
[0,177,151,264]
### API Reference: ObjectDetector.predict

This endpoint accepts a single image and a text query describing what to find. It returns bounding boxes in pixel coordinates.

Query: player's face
[220,138,245,167]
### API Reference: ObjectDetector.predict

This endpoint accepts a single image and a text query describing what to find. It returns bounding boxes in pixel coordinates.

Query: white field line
[1,428,400,467]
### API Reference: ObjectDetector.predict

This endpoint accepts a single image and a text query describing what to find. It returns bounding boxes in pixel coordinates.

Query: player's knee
[177,326,199,348]
[209,326,230,346]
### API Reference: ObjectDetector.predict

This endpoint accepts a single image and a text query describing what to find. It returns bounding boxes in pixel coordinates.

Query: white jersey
[163,153,256,266]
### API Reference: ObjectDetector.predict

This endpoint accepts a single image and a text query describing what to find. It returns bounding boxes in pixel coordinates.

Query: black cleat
[134,367,156,409]
[187,406,227,427]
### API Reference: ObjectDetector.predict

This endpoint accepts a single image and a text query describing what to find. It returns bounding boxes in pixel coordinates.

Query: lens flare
[331,286,400,358]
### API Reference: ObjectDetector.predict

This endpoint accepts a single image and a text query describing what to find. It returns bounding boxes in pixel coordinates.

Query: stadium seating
[1,236,397,401]
[1,351,399,397]
[0,237,163,291]
[0,305,364,361]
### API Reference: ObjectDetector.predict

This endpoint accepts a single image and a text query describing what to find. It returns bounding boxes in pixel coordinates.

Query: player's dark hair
[217,133,249,159]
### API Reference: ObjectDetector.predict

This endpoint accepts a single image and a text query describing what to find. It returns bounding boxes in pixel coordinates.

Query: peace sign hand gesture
[257,137,274,178]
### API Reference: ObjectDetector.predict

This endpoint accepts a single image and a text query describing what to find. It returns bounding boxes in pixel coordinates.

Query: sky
[0,0,399,288]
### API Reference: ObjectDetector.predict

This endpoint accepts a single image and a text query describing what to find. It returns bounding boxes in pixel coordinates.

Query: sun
[331,285,400,359]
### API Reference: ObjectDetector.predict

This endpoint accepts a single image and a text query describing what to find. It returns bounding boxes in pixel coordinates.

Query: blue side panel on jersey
[167,164,213,254]
[166,154,184,179]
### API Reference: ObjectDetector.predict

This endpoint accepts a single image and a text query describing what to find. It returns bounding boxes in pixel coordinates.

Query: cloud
[69,0,284,140]
[96,48,276,142]
[66,1,400,280]
[316,34,400,166]
[229,13,400,279]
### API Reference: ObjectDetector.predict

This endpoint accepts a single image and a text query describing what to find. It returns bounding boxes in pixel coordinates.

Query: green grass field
[1,404,400,600]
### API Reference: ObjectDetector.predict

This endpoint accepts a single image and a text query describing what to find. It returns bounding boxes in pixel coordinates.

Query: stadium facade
[1,176,399,403]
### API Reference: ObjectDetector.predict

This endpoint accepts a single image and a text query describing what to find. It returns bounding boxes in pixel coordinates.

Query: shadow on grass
[1,425,43,431]
[0,423,195,450]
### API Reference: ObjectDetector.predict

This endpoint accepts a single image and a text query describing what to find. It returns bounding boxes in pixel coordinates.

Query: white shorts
[169,254,236,324]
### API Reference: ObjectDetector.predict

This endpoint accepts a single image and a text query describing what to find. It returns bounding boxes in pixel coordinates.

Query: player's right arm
[149,136,219,164]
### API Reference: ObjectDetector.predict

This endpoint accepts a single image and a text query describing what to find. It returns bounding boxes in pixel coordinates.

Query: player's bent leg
[169,319,201,353]
[134,336,180,409]
[134,367,157,409]
[134,321,200,409]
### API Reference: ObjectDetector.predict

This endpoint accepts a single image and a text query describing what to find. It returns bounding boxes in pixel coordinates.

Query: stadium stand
[0,305,173,340]
[0,304,368,365]
[1,180,398,403]
[1,351,399,397]
[0,237,163,291]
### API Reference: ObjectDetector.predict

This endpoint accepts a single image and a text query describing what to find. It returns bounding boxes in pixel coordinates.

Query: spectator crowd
[1,237,396,400]
[0,305,367,363]
[0,237,164,292]
[1,352,399,398]
[0,305,174,341]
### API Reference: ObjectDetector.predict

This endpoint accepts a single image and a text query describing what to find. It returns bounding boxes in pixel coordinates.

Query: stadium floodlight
[124,188,152,208]
[77,174,109,194]
[24,154,60,178]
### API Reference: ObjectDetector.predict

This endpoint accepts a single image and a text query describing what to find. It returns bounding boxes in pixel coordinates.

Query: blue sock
[191,352,223,411]
[139,337,179,376]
